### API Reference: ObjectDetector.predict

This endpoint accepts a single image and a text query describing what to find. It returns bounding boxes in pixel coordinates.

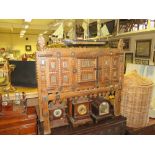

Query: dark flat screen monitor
[9,60,37,87]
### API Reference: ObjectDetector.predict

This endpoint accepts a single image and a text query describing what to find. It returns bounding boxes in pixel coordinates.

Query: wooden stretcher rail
[48,85,119,100]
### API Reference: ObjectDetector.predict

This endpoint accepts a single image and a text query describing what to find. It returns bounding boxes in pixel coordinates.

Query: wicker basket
[121,71,153,128]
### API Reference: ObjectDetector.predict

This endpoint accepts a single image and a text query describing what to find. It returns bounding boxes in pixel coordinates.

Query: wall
[0,33,48,58]
[0,31,155,63]
[121,32,155,65]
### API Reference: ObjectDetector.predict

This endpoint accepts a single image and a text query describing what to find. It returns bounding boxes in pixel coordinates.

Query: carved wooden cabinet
[36,48,124,134]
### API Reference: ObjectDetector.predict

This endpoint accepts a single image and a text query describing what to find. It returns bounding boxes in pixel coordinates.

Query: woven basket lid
[124,70,153,87]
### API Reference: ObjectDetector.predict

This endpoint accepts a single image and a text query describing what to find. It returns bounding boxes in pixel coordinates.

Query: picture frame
[109,39,130,50]
[25,45,32,51]
[141,59,149,65]
[135,40,151,58]
[135,58,141,64]
[123,39,130,50]
[125,53,133,65]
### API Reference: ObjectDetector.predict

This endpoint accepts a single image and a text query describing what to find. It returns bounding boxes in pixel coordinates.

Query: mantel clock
[91,97,114,123]
[68,97,93,127]
[49,99,68,128]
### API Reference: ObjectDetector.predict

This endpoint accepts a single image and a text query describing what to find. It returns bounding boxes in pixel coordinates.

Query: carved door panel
[47,58,60,91]
[111,56,119,84]
[99,56,111,86]
[77,58,97,88]
[60,58,73,91]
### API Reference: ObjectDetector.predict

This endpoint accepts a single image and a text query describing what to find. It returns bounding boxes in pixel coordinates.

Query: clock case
[49,99,68,129]
[68,97,93,127]
[91,97,114,123]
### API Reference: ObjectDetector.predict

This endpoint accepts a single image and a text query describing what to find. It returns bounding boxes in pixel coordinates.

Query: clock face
[99,101,109,116]
[53,108,63,118]
[77,104,87,115]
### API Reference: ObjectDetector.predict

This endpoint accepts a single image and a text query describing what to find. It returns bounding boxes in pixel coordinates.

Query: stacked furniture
[0,94,38,135]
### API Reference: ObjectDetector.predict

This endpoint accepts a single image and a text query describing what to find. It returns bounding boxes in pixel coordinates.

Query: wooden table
[126,118,155,135]
[40,116,127,135]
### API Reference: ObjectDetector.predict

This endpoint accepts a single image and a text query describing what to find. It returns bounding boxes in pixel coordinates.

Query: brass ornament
[77,104,87,115]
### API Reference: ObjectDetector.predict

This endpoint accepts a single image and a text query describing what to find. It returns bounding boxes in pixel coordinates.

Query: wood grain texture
[36,47,124,134]
[0,106,38,135]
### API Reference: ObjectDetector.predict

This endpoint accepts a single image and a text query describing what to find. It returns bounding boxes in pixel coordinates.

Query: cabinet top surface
[36,47,123,58]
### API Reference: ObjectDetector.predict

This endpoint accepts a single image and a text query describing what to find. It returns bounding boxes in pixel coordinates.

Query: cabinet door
[77,58,97,83]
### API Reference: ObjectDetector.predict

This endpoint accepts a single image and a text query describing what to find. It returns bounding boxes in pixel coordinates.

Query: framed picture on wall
[125,53,133,65]
[141,59,149,65]
[135,58,141,64]
[135,40,151,58]
[25,45,32,51]
[109,39,130,50]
